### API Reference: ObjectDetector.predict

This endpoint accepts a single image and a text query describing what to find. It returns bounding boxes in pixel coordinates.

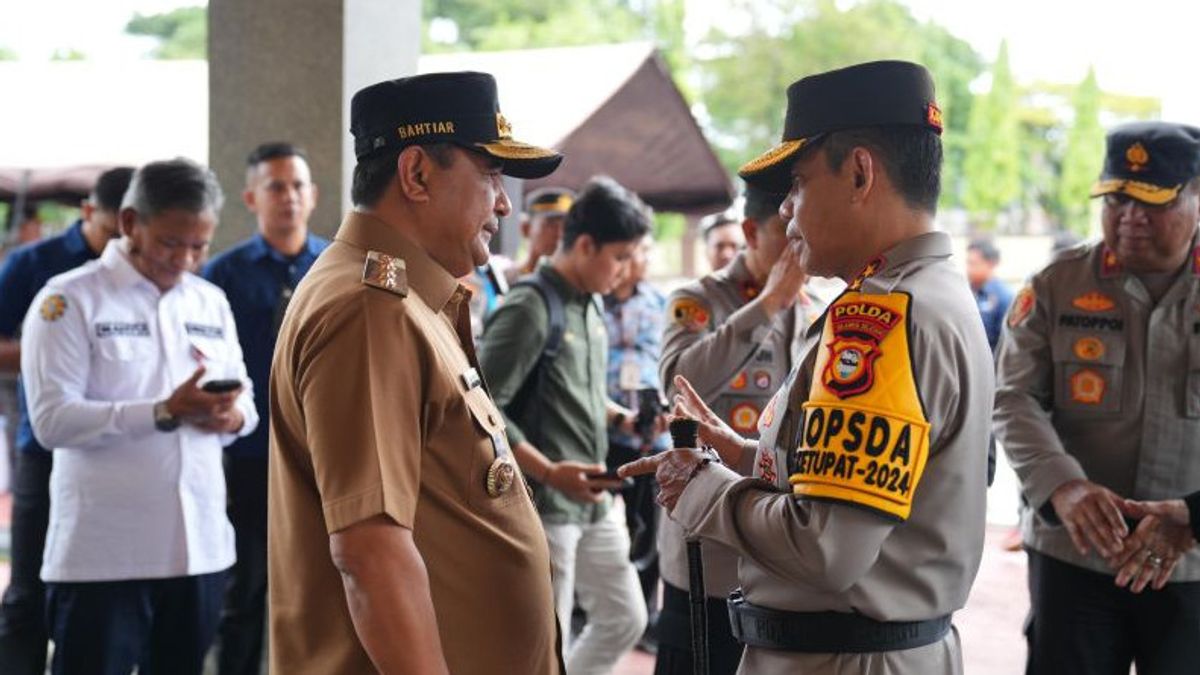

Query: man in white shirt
[20,158,258,675]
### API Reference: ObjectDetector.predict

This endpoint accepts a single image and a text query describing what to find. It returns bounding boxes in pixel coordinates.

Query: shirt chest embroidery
[185,322,225,339]
[95,321,151,338]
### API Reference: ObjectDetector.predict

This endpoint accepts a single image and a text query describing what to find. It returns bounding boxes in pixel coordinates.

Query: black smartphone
[202,378,242,394]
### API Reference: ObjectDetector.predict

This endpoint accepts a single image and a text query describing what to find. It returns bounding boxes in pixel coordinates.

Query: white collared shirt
[21,238,258,582]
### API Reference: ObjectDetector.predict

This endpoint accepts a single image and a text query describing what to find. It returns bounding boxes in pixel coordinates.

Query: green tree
[423,0,692,100]
[961,41,1021,228]
[0,46,16,60]
[698,0,982,203]
[425,0,649,52]
[126,6,207,59]
[1055,68,1104,236]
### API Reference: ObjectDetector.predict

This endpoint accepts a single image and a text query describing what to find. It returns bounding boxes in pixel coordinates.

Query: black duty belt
[727,591,952,653]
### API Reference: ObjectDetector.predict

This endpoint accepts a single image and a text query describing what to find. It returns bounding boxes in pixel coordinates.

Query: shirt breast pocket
[94,337,157,398]
[96,337,154,362]
[1052,332,1124,414]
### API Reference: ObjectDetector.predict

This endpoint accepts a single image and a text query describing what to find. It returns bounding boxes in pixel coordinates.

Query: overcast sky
[5,0,1199,121]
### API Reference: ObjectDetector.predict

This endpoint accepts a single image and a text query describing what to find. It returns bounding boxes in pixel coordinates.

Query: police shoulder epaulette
[361,251,408,297]
[1048,241,1092,265]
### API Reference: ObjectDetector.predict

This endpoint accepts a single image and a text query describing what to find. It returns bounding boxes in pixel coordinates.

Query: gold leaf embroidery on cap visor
[477,139,558,159]
[1090,179,1181,205]
[739,138,808,176]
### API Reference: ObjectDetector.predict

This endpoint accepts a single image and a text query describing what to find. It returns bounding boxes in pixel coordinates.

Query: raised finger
[184,365,207,387]
[673,377,713,417]
[618,456,660,478]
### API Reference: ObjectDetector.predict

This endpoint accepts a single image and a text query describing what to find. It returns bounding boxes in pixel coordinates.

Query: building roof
[421,43,733,214]
[0,44,733,213]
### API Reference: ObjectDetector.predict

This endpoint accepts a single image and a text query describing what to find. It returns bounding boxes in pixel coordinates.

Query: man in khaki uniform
[655,183,822,674]
[268,72,563,675]
[623,60,993,675]
[506,187,575,284]
[995,121,1200,674]
[700,212,743,272]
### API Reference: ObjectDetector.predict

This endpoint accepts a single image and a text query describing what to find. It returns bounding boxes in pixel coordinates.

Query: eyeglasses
[1102,192,1176,213]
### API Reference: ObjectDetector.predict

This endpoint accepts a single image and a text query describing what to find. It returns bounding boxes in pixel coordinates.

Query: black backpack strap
[503,268,566,446]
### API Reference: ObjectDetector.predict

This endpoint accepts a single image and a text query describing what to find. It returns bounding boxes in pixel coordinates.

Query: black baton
[670,419,708,675]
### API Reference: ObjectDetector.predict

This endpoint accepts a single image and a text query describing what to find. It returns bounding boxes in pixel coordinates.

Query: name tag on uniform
[95,321,150,338]
[185,322,224,339]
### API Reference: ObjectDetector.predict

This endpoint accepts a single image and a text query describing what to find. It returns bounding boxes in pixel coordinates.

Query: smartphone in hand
[586,468,633,491]
[201,379,242,394]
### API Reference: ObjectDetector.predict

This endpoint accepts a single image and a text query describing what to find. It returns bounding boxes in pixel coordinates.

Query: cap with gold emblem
[1090,121,1200,205]
[524,186,575,218]
[739,60,942,193]
[350,71,563,179]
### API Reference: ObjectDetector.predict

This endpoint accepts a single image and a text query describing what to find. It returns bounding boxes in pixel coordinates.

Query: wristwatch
[154,400,181,432]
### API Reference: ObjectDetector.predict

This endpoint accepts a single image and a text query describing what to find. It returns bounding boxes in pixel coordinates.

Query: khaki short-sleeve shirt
[268,212,560,675]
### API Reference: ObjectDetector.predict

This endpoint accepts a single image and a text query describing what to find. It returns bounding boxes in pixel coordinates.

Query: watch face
[155,402,180,431]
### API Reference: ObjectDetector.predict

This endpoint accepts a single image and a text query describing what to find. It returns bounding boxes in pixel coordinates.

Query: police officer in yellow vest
[995,121,1200,675]
[622,60,993,675]
[655,184,822,674]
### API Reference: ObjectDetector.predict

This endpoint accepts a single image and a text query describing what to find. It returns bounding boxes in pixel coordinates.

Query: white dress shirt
[21,238,258,582]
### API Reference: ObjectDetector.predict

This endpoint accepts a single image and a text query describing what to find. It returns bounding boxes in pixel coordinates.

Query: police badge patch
[729,402,760,434]
[820,299,903,398]
[1008,286,1035,328]
[668,297,710,332]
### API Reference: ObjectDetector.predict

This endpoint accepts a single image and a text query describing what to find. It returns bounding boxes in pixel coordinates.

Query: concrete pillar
[208,0,419,250]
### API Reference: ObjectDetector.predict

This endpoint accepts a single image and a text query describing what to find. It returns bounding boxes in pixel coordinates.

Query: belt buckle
[726,590,747,642]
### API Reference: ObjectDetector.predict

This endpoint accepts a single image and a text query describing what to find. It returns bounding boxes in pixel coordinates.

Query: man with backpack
[478,175,651,675]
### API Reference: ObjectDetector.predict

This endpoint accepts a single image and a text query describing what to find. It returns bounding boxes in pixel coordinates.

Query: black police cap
[1090,121,1200,205]
[350,71,563,179]
[743,184,787,221]
[739,61,943,192]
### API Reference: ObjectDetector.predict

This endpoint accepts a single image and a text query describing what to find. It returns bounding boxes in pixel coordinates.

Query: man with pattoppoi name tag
[622,60,993,674]
[267,71,564,674]
[996,121,1200,674]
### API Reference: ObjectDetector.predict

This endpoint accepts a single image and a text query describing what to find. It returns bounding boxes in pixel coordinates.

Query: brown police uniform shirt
[658,251,823,596]
[995,238,1200,580]
[672,233,992,662]
[268,212,560,675]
